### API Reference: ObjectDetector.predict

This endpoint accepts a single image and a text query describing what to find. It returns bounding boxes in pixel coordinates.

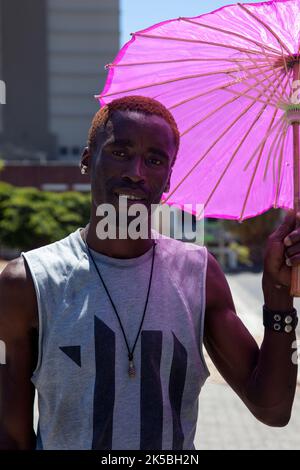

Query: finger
[285,242,300,257]
[284,216,300,246]
[285,254,300,267]
[271,209,296,242]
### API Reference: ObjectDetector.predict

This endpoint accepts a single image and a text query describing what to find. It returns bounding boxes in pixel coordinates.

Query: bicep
[204,252,260,399]
[0,258,38,449]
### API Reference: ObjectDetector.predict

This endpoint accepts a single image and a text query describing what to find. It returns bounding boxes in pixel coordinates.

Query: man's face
[89,110,177,212]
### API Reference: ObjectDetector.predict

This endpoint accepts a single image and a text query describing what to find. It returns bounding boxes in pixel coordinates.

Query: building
[0,0,119,191]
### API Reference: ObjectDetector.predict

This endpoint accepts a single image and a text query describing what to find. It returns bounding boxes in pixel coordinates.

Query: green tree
[0,183,90,250]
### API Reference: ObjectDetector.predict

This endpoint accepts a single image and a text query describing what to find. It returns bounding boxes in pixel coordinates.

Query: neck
[82,216,155,259]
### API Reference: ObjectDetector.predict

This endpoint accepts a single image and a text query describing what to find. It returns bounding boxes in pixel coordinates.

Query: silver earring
[81,165,88,175]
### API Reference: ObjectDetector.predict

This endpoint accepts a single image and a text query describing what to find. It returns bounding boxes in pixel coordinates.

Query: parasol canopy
[98,0,300,294]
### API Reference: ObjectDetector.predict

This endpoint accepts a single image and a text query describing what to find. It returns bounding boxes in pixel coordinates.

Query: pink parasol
[97,0,300,295]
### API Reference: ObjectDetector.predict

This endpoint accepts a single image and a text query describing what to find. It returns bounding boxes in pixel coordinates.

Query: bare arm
[0,257,38,449]
[204,252,297,427]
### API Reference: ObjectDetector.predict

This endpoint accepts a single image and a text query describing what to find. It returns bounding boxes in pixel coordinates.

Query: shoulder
[0,257,38,330]
[156,231,206,262]
[22,229,82,274]
[206,250,225,285]
[19,231,83,298]
[0,256,28,290]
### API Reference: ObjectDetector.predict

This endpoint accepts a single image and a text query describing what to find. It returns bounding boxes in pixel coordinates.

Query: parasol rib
[274,126,288,207]
[271,127,286,185]
[222,88,278,108]
[258,45,290,101]
[239,119,287,221]
[242,9,291,84]
[181,68,280,136]
[106,57,271,69]
[227,57,284,105]
[243,114,286,171]
[202,84,281,217]
[278,44,289,76]
[169,66,275,110]
[163,80,282,205]
[179,17,281,56]
[243,51,288,103]
[169,79,242,110]
[99,65,276,100]
[261,108,280,180]
[133,32,280,59]
[243,64,289,173]
[237,3,292,55]
[271,122,287,183]
[261,119,286,178]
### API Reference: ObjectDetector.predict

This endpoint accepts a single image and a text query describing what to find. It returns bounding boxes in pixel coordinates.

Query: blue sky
[120,0,263,46]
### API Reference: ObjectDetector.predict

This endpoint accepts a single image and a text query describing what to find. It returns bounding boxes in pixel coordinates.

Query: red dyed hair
[87,95,180,161]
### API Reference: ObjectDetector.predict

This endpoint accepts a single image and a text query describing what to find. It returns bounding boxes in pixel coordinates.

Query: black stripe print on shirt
[140,330,163,450]
[169,333,187,450]
[92,316,115,450]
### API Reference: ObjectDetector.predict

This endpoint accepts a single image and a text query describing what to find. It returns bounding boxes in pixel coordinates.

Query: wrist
[263,304,298,333]
[262,274,294,311]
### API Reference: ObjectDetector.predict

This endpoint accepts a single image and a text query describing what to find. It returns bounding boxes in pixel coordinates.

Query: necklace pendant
[128,360,136,378]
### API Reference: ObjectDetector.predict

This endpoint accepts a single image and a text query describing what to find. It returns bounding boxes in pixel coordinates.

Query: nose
[121,156,145,184]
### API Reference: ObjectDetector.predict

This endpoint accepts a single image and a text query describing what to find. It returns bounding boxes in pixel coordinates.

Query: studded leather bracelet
[263,305,298,333]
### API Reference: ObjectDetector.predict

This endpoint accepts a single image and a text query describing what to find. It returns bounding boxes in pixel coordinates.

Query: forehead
[104,110,176,153]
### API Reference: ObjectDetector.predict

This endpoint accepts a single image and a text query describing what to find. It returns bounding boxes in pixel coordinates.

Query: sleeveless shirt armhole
[21,252,43,378]
[199,246,210,379]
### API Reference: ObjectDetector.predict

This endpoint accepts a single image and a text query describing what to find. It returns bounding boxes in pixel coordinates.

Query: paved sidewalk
[195,382,300,450]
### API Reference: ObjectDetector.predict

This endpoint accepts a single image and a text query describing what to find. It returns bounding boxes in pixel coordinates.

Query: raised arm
[0,257,38,449]
[204,210,298,427]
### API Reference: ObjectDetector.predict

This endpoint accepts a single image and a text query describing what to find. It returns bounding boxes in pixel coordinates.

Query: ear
[80,147,92,174]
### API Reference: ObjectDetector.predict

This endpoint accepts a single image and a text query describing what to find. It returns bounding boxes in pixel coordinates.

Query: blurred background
[0,0,298,450]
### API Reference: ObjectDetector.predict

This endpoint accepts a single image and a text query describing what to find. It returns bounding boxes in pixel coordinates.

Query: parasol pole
[290,60,300,296]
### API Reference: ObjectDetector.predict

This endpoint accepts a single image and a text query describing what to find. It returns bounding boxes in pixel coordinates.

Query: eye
[112,150,127,158]
[148,158,162,166]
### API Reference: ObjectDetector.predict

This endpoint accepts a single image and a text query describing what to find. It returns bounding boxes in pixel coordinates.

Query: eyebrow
[108,138,133,147]
[107,139,171,161]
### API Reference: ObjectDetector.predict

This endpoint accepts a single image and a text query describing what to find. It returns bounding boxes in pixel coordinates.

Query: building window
[59,146,68,156]
[72,146,80,156]
[42,183,69,192]
[73,184,91,192]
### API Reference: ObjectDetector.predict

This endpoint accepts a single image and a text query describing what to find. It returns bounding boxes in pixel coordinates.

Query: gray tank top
[22,228,209,450]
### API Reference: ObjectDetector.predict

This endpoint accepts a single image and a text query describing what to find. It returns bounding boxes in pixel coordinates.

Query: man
[0,96,298,450]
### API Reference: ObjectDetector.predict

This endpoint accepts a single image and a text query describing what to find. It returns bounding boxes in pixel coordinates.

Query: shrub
[0,183,90,250]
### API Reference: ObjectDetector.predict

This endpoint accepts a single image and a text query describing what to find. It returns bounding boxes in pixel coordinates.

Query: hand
[263,209,300,292]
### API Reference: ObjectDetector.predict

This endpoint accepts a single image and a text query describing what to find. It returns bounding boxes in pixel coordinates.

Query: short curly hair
[87,95,180,163]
